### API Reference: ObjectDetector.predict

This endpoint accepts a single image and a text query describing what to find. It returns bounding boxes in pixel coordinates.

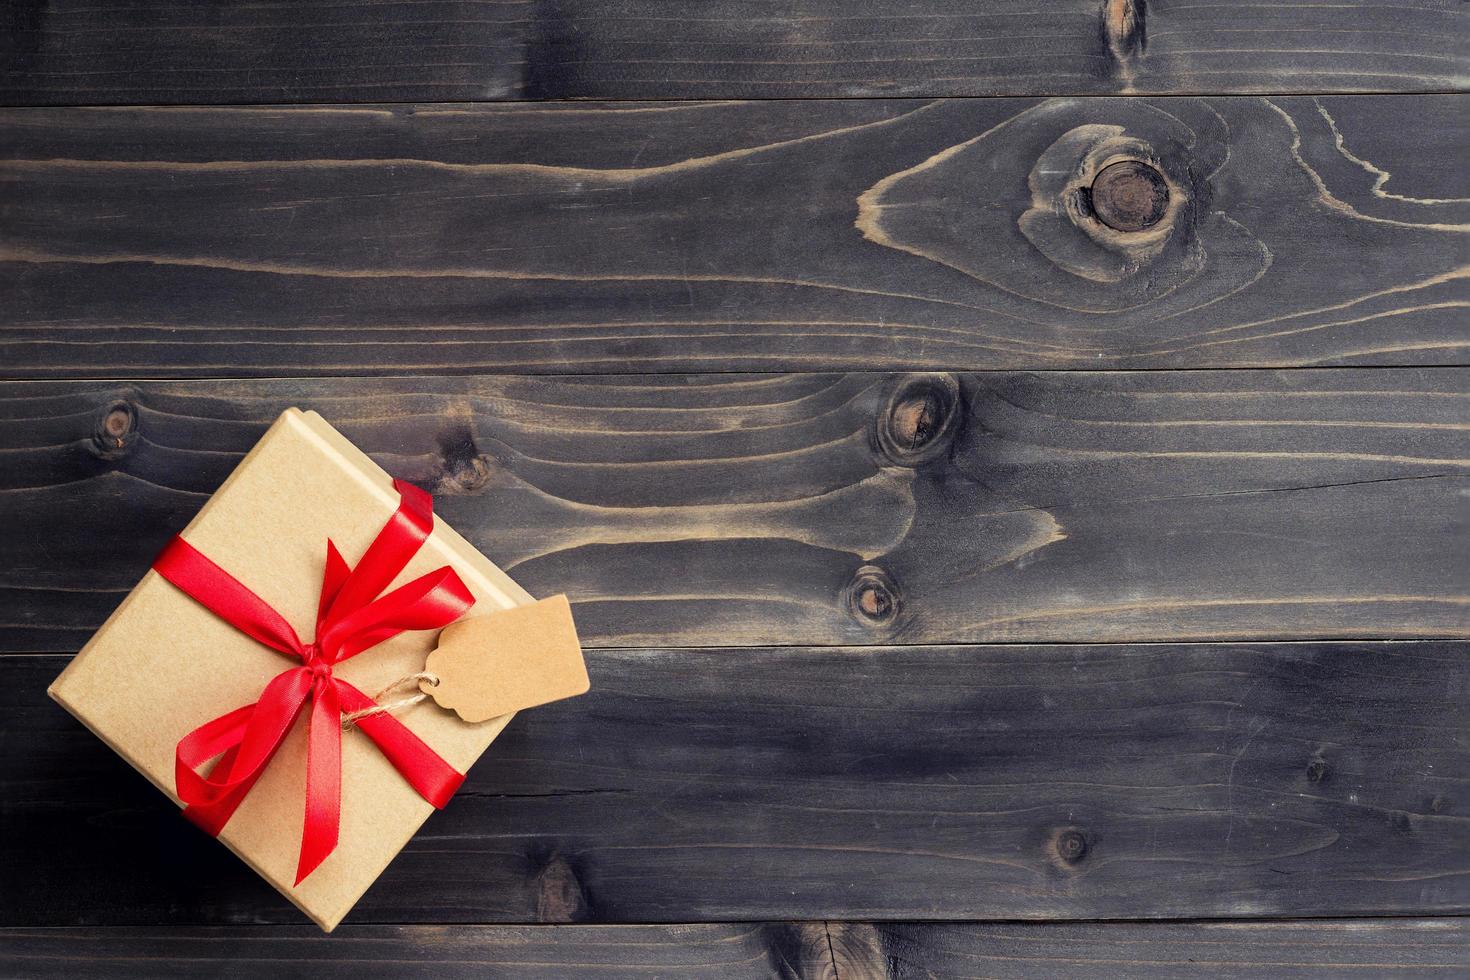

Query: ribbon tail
[296,680,342,885]
[338,681,464,808]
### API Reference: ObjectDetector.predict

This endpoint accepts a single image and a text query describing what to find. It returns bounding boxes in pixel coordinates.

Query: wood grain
[3,96,1467,376]
[0,924,803,979]
[2,1,1466,104]
[4,642,1465,924]
[873,920,1470,979]
[1,920,1465,978]
[1,371,1466,651]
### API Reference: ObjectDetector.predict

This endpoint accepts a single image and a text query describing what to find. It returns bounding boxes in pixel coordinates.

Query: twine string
[341,671,440,730]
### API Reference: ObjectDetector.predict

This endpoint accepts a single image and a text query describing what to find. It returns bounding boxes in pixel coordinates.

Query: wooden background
[2,2,1467,977]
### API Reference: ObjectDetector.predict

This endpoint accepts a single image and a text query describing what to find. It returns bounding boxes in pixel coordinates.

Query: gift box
[48,408,586,931]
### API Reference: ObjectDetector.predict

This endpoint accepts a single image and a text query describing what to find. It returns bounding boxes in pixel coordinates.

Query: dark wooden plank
[872,920,1470,978]
[1,0,528,105]
[2,1,1466,104]
[2,921,1466,979]
[1,371,1466,651]
[3,96,1467,376]
[3,643,1466,924]
[0,924,806,978]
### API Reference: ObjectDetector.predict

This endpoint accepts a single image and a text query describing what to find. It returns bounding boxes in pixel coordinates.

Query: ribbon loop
[156,480,474,884]
[320,566,475,664]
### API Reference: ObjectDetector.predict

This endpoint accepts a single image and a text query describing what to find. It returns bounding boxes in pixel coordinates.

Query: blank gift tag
[421,595,589,723]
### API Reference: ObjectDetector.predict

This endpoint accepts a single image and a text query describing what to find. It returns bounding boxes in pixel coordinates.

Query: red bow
[152,479,475,884]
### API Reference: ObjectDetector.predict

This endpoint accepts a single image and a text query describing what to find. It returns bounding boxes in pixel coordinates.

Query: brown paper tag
[421,594,589,723]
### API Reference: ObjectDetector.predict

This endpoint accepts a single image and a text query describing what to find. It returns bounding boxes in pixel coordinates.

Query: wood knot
[826,923,887,979]
[765,923,884,980]
[1053,828,1089,866]
[846,565,900,629]
[533,853,590,922]
[435,424,492,494]
[875,373,961,467]
[90,399,139,460]
[1087,160,1168,232]
[1103,0,1146,61]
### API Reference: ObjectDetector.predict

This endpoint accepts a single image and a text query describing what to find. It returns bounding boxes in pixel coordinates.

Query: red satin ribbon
[153,478,475,884]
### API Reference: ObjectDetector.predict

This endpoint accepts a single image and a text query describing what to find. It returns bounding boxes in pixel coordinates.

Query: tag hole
[423,673,441,687]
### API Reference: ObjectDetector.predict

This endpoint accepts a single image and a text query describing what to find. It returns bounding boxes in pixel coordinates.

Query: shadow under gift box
[48,408,535,931]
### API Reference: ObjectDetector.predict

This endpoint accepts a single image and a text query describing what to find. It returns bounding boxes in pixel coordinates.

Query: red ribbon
[152,479,475,884]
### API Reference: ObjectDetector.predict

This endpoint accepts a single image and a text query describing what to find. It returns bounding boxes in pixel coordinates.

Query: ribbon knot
[152,479,475,885]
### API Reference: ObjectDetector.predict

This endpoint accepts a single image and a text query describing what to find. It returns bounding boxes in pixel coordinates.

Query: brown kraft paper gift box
[48,408,559,931]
